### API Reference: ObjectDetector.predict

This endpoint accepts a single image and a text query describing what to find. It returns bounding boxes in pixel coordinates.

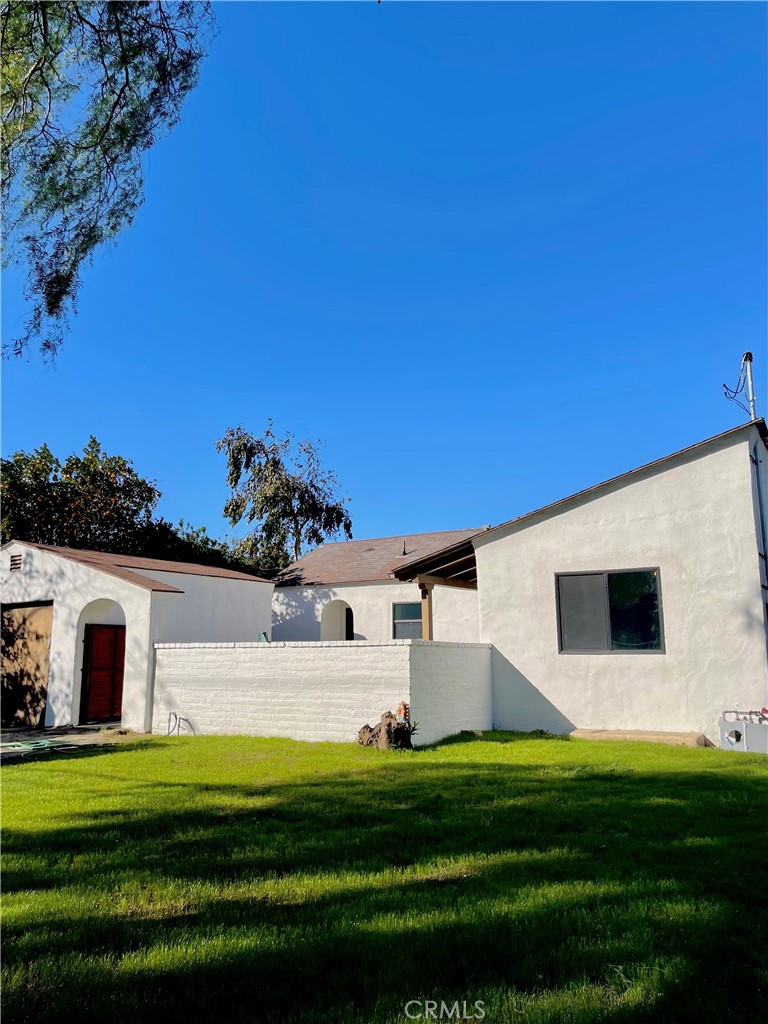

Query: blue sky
[3,2,766,544]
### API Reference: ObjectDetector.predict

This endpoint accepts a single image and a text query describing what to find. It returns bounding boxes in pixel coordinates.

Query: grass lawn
[2,733,767,1024]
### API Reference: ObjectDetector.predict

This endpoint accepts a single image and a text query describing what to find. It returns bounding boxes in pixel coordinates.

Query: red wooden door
[81,625,125,722]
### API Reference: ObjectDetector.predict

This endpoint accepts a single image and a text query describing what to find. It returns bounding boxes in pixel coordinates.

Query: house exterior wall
[1,546,275,732]
[1,543,153,731]
[146,571,274,642]
[749,429,768,630]
[474,428,768,741]
[151,639,492,746]
[272,580,479,643]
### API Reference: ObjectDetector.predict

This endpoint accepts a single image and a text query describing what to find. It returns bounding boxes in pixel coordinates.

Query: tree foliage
[1,436,159,549]
[1,1,212,357]
[0,437,261,574]
[1,429,351,577]
[216,422,353,567]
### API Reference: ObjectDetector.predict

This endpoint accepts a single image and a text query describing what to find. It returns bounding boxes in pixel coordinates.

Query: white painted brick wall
[152,641,412,744]
[151,640,492,746]
[409,642,493,746]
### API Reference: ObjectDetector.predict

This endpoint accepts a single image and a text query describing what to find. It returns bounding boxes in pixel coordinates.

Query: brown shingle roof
[276,529,483,587]
[8,542,271,592]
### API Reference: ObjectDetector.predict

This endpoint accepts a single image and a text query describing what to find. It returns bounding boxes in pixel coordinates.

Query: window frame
[555,567,665,655]
[392,601,423,640]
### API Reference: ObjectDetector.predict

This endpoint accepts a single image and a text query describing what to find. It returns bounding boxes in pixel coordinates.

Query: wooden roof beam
[416,573,477,591]
[400,551,475,578]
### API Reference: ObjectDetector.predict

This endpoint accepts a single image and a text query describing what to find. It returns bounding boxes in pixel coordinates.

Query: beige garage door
[1,603,54,728]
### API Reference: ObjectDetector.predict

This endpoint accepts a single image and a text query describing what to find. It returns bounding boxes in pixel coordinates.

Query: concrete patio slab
[0,724,138,760]
[570,728,710,747]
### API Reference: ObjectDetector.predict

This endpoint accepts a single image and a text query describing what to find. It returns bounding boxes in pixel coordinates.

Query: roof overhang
[390,535,479,587]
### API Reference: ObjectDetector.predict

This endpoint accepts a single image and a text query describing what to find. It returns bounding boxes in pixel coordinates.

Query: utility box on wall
[719,711,768,753]
[744,720,768,754]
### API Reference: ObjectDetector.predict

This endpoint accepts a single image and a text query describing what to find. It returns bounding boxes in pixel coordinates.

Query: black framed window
[556,569,663,653]
[393,602,422,640]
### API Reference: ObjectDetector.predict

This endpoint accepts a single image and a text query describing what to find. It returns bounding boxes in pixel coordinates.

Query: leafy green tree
[1,1,212,357]
[2,436,161,549]
[1,432,325,577]
[228,532,296,581]
[0,438,265,573]
[216,422,353,567]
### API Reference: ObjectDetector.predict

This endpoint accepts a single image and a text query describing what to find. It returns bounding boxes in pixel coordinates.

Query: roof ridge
[290,527,482,552]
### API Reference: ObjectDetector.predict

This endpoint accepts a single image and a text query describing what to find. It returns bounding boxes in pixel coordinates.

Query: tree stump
[377,711,397,749]
[358,724,375,746]
[358,711,414,750]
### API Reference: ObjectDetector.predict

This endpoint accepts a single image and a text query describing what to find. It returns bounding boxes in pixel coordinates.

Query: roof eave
[276,576,417,588]
[390,537,479,583]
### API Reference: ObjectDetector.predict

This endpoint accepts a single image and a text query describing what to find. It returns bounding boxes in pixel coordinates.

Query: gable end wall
[475,430,768,740]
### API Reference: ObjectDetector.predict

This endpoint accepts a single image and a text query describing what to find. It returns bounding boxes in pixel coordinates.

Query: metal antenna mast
[723,352,758,420]
[743,352,757,420]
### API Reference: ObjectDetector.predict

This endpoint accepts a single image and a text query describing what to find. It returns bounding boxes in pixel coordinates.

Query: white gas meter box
[744,720,768,754]
[719,711,768,753]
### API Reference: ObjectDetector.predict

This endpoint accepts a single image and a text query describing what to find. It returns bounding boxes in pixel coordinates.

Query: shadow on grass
[3,746,767,1024]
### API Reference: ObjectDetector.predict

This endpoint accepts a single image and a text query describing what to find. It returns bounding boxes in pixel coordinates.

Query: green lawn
[2,733,767,1024]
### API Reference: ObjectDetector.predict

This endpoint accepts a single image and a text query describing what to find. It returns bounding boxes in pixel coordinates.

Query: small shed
[1,541,274,732]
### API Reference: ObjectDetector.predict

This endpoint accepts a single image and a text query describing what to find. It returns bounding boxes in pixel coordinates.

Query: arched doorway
[320,600,354,641]
[74,599,126,723]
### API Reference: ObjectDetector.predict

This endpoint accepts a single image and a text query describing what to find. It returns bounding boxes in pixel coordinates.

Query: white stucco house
[272,529,483,644]
[147,417,768,747]
[0,543,274,732]
[4,418,768,747]
[388,418,768,741]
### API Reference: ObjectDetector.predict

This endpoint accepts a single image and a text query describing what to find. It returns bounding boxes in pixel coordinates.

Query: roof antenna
[723,352,757,420]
